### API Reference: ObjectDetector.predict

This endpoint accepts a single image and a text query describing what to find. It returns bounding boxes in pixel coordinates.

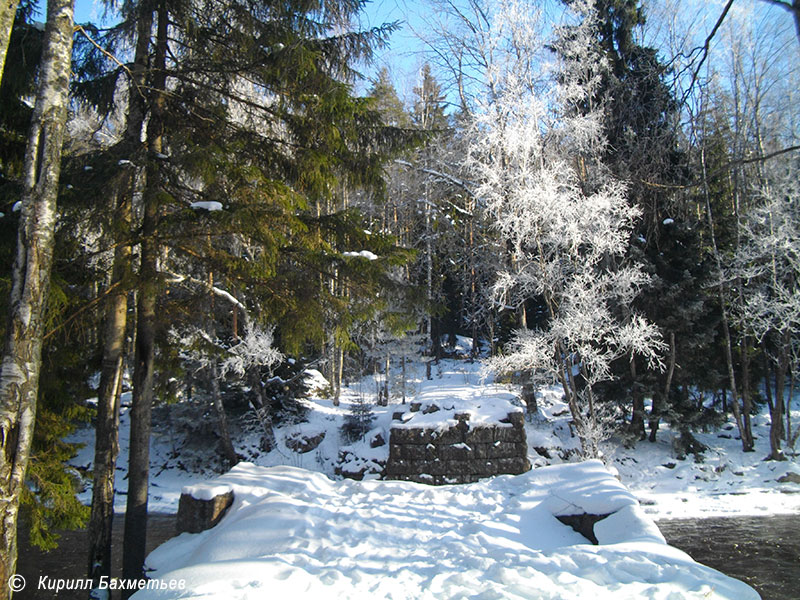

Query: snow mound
[134,462,757,599]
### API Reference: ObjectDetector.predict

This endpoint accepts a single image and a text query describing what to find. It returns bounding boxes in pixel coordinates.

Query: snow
[342,250,378,260]
[190,201,224,212]
[67,354,800,519]
[12,201,21,212]
[181,483,233,501]
[133,461,756,600]
[662,218,674,225]
[65,349,798,598]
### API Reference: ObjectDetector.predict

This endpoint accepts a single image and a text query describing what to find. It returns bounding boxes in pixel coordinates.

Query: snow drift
[133,461,758,599]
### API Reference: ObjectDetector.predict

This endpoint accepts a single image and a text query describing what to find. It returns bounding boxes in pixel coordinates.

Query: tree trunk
[0,0,20,84]
[210,363,238,467]
[700,143,750,452]
[248,371,275,452]
[86,187,131,584]
[86,7,151,585]
[0,1,73,596]
[628,353,646,442]
[767,331,790,461]
[649,331,676,442]
[121,2,167,594]
[383,354,390,404]
[739,335,755,451]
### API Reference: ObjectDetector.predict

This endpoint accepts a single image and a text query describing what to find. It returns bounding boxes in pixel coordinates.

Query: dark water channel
[657,515,800,600]
[13,514,799,599]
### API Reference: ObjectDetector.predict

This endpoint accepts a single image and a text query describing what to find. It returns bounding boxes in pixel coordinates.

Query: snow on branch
[163,270,250,326]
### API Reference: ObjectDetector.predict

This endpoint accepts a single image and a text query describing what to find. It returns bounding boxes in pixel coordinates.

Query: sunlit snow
[134,462,757,600]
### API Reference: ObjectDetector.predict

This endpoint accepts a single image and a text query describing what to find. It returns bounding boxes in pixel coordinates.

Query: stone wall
[385,411,531,485]
[176,489,234,534]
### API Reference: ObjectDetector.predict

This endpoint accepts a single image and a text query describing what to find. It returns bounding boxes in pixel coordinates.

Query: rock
[465,427,494,444]
[176,490,234,534]
[777,472,800,484]
[556,513,610,545]
[285,431,325,454]
[422,403,440,414]
[370,432,386,448]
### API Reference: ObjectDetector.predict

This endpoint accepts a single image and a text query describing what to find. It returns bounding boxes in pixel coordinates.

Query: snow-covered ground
[66,339,799,598]
[68,343,800,518]
[133,461,757,600]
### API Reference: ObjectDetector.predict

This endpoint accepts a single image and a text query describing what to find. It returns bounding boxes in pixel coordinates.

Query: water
[657,515,800,600]
[15,514,176,600]
[14,513,798,599]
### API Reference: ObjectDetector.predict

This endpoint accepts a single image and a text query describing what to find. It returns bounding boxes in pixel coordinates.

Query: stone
[390,427,435,445]
[422,403,440,414]
[777,472,800,484]
[410,402,422,412]
[400,444,428,461]
[435,427,464,445]
[496,457,530,474]
[488,441,519,458]
[500,411,524,427]
[494,426,524,443]
[465,427,494,444]
[370,432,386,448]
[556,513,610,545]
[176,490,234,534]
[439,444,474,461]
[285,431,325,454]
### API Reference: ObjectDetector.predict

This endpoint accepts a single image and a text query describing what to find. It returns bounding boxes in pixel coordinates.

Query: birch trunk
[122,1,167,594]
[0,0,20,84]
[0,1,73,595]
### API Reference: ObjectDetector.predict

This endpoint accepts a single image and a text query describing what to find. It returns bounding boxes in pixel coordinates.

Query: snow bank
[134,462,757,599]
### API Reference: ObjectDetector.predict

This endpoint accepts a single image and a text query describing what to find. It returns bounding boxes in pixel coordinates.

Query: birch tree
[0,0,73,593]
[0,0,20,84]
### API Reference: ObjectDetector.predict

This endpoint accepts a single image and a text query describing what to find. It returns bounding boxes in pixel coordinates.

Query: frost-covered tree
[734,166,800,460]
[474,0,663,458]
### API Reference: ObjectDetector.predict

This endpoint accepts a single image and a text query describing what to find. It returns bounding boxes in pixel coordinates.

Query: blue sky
[72,0,428,100]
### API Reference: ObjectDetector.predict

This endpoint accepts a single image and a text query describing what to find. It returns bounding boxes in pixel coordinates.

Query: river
[657,515,800,600]
[13,514,799,599]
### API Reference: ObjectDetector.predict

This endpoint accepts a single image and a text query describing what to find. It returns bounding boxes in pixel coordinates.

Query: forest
[0,0,798,597]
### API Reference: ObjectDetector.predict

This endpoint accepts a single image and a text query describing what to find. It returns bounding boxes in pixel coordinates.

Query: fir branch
[42,280,123,343]
[73,24,144,100]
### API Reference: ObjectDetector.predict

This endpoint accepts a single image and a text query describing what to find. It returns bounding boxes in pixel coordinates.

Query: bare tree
[759,0,800,45]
